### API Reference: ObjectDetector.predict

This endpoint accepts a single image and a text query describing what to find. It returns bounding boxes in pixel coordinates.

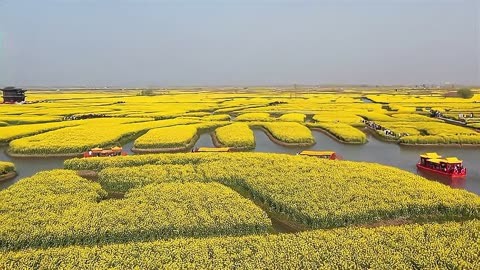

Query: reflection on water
[1,128,479,195]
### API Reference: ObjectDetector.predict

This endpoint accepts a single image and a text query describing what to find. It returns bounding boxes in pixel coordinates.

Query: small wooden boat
[193,147,231,153]
[83,147,128,158]
[416,152,466,178]
[298,150,339,160]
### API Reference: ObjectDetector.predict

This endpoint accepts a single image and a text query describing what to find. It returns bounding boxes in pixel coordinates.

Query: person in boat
[88,150,92,156]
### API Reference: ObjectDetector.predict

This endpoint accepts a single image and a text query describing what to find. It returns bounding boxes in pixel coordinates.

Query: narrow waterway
[252,128,480,194]
[1,129,479,195]
[0,147,68,190]
[193,132,215,148]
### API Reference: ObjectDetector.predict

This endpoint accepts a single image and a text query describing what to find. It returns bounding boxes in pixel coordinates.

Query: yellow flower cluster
[0,161,15,174]
[0,121,79,144]
[312,113,364,125]
[134,125,198,149]
[214,123,255,149]
[377,121,480,144]
[308,122,367,143]
[2,90,479,154]
[1,220,478,269]
[0,170,271,251]
[0,115,61,125]
[8,118,198,154]
[278,113,306,122]
[261,122,315,144]
[70,153,480,229]
[236,112,273,122]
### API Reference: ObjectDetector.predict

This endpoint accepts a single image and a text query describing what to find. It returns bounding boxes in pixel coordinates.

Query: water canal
[1,129,479,195]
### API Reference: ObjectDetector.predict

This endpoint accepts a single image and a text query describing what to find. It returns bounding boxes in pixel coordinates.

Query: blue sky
[0,0,479,87]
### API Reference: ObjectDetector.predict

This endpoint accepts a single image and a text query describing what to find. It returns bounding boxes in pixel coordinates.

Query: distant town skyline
[1,0,479,86]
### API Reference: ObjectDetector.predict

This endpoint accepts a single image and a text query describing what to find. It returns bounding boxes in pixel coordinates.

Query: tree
[139,89,155,96]
[457,88,474,99]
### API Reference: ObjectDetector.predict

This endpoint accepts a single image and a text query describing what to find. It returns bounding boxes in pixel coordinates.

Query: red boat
[83,147,127,158]
[298,150,340,160]
[416,152,466,178]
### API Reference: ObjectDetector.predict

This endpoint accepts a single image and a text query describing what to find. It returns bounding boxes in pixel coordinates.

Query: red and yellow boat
[298,150,339,160]
[83,147,128,158]
[416,152,466,178]
[193,147,231,153]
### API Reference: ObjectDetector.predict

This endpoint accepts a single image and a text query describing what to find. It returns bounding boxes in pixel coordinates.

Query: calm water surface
[1,129,479,195]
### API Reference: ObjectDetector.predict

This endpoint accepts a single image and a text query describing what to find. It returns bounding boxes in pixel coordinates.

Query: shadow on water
[1,128,479,195]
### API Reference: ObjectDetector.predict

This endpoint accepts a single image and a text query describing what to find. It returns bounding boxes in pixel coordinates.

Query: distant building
[1,87,27,103]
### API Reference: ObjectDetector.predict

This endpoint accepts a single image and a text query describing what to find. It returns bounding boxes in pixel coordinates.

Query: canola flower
[278,113,306,122]
[0,121,80,144]
[2,90,479,154]
[134,125,198,149]
[236,113,273,122]
[312,113,364,125]
[0,170,271,251]
[8,118,199,155]
[69,153,480,229]
[261,122,315,144]
[377,121,480,144]
[308,122,367,143]
[0,161,15,175]
[214,123,255,149]
[0,115,61,125]
[0,220,478,269]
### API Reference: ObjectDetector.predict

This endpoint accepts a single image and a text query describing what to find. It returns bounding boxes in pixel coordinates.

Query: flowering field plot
[259,122,315,145]
[236,112,274,121]
[98,164,204,192]
[133,125,199,150]
[1,220,478,269]
[1,89,480,267]
[0,115,62,125]
[308,122,367,144]
[2,89,480,153]
[68,153,480,228]
[278,113,306,122]
[214,123,255,149]
[376,121,480,144]
[0,170,271,251]
[312,113,364,125]
[0,161,15,175]
[0,121,80,144]
[366,93,480,104]
[8,118,200,155]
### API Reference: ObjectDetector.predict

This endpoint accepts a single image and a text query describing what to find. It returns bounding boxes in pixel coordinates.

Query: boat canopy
[111,146,122,151]
[427,157,463,164]
[420,152,442,159]
[427,158,444,164]
[299,150,335,156]
[197,147,230,152]
[444,157,462,164]
[91,147,103,152]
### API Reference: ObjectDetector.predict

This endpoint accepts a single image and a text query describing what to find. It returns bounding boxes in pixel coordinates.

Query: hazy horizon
[1,0,479,87]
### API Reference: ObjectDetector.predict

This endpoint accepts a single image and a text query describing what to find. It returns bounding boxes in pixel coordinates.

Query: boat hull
[416,163,466,178]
